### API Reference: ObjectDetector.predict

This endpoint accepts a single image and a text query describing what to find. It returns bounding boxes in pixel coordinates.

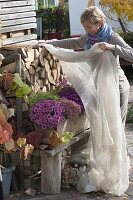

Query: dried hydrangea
[60,98,81,120]
[59,86,84,113]
[61,164,79,186]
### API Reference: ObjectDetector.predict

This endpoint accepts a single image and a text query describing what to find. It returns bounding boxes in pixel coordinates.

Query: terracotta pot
[48,32,61,40]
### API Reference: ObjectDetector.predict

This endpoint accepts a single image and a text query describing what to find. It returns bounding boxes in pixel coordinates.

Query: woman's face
[82,21,102,36]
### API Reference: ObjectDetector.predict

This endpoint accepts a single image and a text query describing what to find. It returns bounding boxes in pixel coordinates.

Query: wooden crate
[0,0,37,46]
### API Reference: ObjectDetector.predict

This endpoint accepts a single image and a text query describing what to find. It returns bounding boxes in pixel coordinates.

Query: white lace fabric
[43,43,129,196]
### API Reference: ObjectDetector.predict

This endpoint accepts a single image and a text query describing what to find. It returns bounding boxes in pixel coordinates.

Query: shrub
[119,31,133,47]
[126,104,133,123]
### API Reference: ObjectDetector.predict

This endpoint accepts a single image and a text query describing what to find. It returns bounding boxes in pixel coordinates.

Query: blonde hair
[80,6,106,24]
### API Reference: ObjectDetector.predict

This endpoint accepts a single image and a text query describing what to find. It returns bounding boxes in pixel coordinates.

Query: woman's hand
[98,42,115,51]
[38,40,47,46]
[38,39,57,44]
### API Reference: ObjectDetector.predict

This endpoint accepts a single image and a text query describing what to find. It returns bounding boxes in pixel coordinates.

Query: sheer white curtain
[43,43,129,196]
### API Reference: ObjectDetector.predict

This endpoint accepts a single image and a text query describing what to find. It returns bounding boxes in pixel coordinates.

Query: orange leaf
[3,122,13,135]
[0,122,13,144]
[3,73,14,90]
[0,108,6,126]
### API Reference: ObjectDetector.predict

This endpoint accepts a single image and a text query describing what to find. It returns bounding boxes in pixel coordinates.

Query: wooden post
[41,151,62,194]
[15,54,23,134]
[15,54,24,190]
[36,17,42,40]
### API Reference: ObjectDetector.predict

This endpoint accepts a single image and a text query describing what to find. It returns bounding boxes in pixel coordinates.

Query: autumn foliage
[99,0,133,21]
[0,108,13,144]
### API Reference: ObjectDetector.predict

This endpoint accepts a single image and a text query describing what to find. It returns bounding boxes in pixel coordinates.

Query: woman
[39,6,133,127]
[38,6,133,195]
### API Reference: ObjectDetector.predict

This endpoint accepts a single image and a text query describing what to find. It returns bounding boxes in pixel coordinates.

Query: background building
[68,0,133,36]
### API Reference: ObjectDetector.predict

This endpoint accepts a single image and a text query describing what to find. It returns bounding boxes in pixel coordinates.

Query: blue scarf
[84,23,113,50]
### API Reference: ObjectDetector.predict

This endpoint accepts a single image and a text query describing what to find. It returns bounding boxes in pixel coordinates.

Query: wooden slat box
[57,113,90,136]
[41,129,90,194]
[0,0,37,46]
[41,114,90,194]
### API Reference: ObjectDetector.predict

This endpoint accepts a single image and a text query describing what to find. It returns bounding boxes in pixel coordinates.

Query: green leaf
[9,82,18,91]
[7,73,31,97]
[13,73,25,87]
[6,81,18,94]
[15,85,32,98]
[61,132,73,143]
[29,91,60,106]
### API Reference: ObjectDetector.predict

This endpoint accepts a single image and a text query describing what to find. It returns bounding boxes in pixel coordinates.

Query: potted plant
[0,102,16,200]
[0,28,15,199]
[0,70,33,199]
[0,104,34,200]
[119,31,133,47]
[27,78,84,148]
[36,4,70,39]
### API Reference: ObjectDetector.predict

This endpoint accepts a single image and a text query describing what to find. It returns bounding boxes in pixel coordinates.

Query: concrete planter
[1,165,15,200]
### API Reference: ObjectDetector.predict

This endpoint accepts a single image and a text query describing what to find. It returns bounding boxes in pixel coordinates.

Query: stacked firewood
[21,46,63,94]
[0,45,64,132]
[0,46,63,104]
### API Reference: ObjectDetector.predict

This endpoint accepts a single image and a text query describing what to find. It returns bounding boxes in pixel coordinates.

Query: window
[44,0,59,6]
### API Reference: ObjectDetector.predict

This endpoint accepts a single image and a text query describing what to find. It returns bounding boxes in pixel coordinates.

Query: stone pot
[1,165,16,200]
